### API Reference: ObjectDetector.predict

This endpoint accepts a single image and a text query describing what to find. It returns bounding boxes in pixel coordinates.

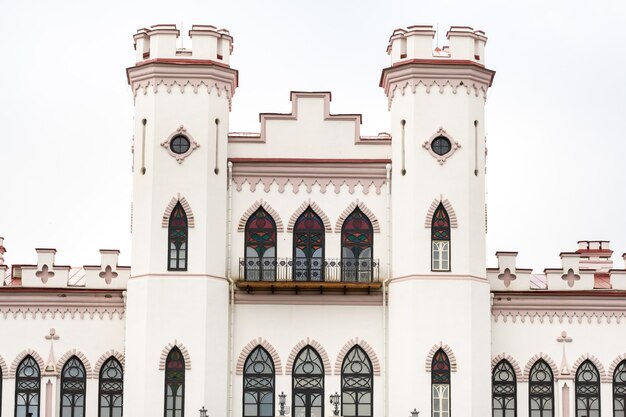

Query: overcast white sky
[1,0,625,271]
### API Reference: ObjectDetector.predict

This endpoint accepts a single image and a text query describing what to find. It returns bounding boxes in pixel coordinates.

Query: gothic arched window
[60,356,87,417]
[293,346,324,417]
[99,357,123,417]
[613,360,626,416]
[243,346,275,417]
[431,349,450,417]
[431,203,450,271]
[575,360,600,417]
[529,360,554,417]
[245,208,277,281]
[164,347,185,417]
[341,209,373,282]
[492,359,516,417]
[341,346,373,417]
[293,207,325,281]
[168,202,188,271]
[15,355,40,417]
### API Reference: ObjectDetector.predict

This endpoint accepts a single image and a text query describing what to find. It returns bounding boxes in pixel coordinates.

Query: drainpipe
[383,163,392,417]
[226,161,235,417]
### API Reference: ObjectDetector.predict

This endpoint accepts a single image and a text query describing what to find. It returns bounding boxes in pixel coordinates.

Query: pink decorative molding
[235,338,283,375]
[333,338,381,376]
[0,355,8,379]
[333,201,381,233]
[571,354,609,383]
[161,194,196,228]
[424,342,458,372]
[287,201,333,233]
[0,307,124,320]
[491,353,523,381]
[285,338,332,375]
[10,349,46,378]
[56,350,93,378]
[159,340,192,370]
[424,197,458,228]
[422,127,461,165]
[522,353,559,382]
[93,350,125,376]
[608,354,626,381]
[237,200,285,232]
[160,125,200,163]
[493,310,626,324]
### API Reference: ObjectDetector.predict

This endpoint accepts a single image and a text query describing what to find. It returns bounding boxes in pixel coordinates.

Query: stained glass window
[529,360,554,417]
[245,208,277,281]
[15,355,40,417]
[431,203,450,272]
[431,349,450,417]
[243,346,275,417]
[293,346,324,417]
[341,346,373,417]
[99,357,123,417]
[293,207,325,281]
[614,360,626,417]
[341,209,373,282]
[492,360,516,417]
[168,202,188,271]
[575,360,600,417]
[60,356,86,417]
[164,347,185,417]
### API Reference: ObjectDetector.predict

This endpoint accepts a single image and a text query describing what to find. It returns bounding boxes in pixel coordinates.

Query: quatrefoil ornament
[99,265,119,285]
[561,268,580,288]
[36,264,55,284]
[497,268,517,288]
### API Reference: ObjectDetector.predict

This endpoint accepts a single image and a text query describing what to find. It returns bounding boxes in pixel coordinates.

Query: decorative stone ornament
[422,127,461,164]
[160,125,199,163]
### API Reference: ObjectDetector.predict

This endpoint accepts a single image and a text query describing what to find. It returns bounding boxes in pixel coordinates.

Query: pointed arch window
[60,356,86,417]
[293,346,324,417]
[575,360,600,417]
[164,347,185,417]
[529,359,554,417]
[243,346,275,417]
[431,203,450,272]
[15,355,40,417]
[341,209,373,282]
[245,208,277,281]
[168,202,188,271]
[99,357,123,417]
[431,349,450,417]
[341,346,373,417]
[492,359,516,417]
[293,208,325,281]
[614,360,626,416]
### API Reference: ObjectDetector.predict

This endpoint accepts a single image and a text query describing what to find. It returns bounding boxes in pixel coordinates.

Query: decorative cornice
[287,200,333,233]
[334,200,381,233]
[285,338,332,375]
[235,338,283,376]
[158,340,192,370]
[10,349,45,378]
[237,200,285,232]
[522,353,559,382]
[93,350,125,376]
[161,194,195,228]
[334,338,381,376]
[0,307,124,320]
[0,355,8,379]
[424,342,458,372]
[571,355,609,383]
[608,354,626,381]
[424,196,458,228]
[491,353,523,381]
[56,350,93,379]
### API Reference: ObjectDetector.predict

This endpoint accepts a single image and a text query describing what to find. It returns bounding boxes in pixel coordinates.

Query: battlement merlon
[133,24,234,65]
[386,25,487,65]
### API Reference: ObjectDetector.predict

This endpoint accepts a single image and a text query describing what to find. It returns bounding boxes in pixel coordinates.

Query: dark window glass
[292,346,324,417]
[15,356,40,417]
[431,349,450,417]
[170,135,190,155]
[341,209,373,282]
[575,360,600,417]
[341,346,373,417]
[614,360,626,417]
[168,202,188,271]
[243,346,275,417]
[99,357,123,417]
[492,359,516,417]
[293,208,325,281]
[245,208,277,281]
[60,357,86,417]
[164,347,185,417]
[529,360,554,417]
[432,136,451,156]
[431,203,451,272]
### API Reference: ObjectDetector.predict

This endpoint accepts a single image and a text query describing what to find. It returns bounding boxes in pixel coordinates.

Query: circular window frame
[160,125,200,163]
[422,127,461,164]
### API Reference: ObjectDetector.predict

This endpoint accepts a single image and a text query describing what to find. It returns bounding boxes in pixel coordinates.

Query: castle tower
[124,24,237,417]
[381,26,495,416]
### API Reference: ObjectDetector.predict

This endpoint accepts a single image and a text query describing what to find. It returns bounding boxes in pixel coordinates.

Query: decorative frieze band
[0,307,124,320]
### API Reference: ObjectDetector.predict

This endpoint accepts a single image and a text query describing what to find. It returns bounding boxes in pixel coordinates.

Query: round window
[170,135,191,155]
[431,136,451,156]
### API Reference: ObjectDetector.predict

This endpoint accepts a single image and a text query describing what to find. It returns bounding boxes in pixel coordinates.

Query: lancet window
[164,347,185,417]
[575,360,600,417]
[99,357,123,417]
[431,203,450,272]
[341,209,373,282]
[243,346,275,417]
[293,208,325,281]
[529,360,554,417]
[245,208,277,281]
[492,359,516,417]
[293,346,324,417]
[60,356,87,417]
[168,202,188,271]
[614,360,626,416]
[341,346,373,417]
[431,349,450,417]
[15,356,40,417]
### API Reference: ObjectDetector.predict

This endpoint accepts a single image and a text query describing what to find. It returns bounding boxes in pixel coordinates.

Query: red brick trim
[285,338,331,375]
[161,194,195,228]
[237,200,285,232]
[522,353,559,382]
[334,201,381,233]
[424,342,458,372]
[93,350,125,376]
[491,353,523,381]
[571,354,608,383]
[287,201,333,233]
[56,349,93,378]
[334,338,381,376]
[10,349,46,378]
[424,197,458,228]
[159,340,192,370]
[235,338,283,375]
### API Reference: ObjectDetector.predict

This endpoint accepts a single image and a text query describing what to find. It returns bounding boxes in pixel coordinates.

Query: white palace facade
[1,23,626,417]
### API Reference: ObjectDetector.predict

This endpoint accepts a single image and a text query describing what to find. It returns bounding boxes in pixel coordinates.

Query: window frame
[431,349,451,417]
[292,207,325,281]
[292,346,325,417]
[614,360,626,417]
[575,360,600,417]
[15,355,41,417]
[528,359,554,417]
[168,201,188,271]
[340,208,374,283]
[244,208,278,282]
[98,357,123,417]
[431,203,451,272]
[242,346,275,417]
[164,347,185,417]
[341,345,373,417]
[492,359,517,417]
[60,356,87,417]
